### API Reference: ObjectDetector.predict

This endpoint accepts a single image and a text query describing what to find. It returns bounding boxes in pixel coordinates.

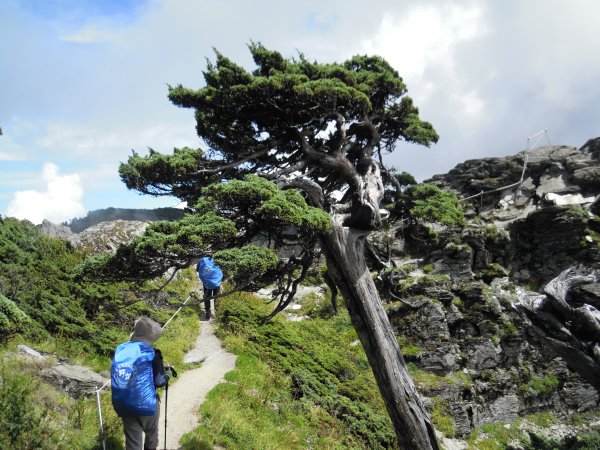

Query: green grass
[155,308,200,368]
[525,412,559,428]
[519,374,559,397]
[432,398,456,437]
[181,354,317,450]
[467,421,529,449]
[406,362,472,391]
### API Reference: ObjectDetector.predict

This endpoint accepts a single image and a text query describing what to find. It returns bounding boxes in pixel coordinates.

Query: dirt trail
[159,317,237,449]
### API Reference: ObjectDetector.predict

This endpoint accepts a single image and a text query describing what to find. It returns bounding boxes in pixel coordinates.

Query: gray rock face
[16,344,46,359]
[509,205,598,285]
[41,363,109,398]
[464,339,501,371]
[404,139,600,288]
[427,140,599,224]
[11,345,108,399]
[429,243,474,280]
[39,219,73,240]
[571,283,600,308]
[38,217,149,255]
[387,273,599,437]
[477,394,520,424]
[69,220,148,254]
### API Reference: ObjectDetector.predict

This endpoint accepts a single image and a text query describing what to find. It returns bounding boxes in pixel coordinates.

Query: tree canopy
[106,43,438,291]
[121,43,437,212]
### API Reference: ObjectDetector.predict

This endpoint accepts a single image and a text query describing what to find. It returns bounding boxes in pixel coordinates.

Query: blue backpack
[198,257,223,289]
[111,341,157,416]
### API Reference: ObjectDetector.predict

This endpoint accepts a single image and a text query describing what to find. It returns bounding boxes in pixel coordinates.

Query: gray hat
[130,317,163,344]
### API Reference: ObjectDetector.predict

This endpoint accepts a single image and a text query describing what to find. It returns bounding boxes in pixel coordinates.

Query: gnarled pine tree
[90,44,440,448]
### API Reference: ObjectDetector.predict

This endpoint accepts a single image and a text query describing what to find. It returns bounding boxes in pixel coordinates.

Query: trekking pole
[164,380,169,450]
[95,387,106,450]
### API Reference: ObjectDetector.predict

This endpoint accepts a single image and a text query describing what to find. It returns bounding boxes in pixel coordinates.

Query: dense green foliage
[401,183,465,228]
[0,216,202,448]
[80,176,329,290]
[0,293,30,342]
[0,217,122,352]
[113,44,438,289]
[0,217,196,351]
[394,183,465,246]
[182,292,397,449]
[0,362,58,449]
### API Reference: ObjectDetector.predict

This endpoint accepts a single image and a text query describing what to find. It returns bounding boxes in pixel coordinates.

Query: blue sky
[2,0,599,224]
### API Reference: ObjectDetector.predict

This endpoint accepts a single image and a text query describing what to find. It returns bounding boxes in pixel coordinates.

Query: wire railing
[458,129,550,205]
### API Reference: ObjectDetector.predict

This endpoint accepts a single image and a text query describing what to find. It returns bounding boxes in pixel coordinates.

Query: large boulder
[41,363,109,398]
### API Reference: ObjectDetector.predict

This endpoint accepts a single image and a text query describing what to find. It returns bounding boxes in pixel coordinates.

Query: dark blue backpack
[111,341,157,416]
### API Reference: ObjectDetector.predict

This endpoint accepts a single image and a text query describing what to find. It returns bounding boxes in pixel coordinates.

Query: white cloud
[6,162,85,224]
[359,2,490,141]
[0,152,22,161]
[59,26,119,44]
[361,3,488,80]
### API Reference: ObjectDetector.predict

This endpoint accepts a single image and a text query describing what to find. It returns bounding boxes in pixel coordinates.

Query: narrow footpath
[159,317,237,449]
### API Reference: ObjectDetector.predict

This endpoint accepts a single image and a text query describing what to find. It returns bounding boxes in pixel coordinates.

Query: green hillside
[0,216,196,448]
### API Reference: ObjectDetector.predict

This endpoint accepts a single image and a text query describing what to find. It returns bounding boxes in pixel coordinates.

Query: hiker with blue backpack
[197,257,223,320]
[111,317,176,450]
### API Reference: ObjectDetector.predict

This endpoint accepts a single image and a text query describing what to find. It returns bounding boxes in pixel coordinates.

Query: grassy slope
[181,292,397,450]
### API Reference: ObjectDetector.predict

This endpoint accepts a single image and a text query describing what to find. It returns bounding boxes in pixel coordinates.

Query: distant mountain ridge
[65,207,185,232]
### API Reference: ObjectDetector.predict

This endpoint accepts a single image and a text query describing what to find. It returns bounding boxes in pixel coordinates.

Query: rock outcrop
[426,138,599,224]
[387,274,599,438]
[41,363,109,398]
[68,219,148,254]
[66,206,184,232]
[371,138,600,438]
[40,219,73,240]
[419,138,600,287]
[14,345,109,399]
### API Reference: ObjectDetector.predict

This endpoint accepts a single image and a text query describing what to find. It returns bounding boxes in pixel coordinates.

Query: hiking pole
[162,366,177,450]
[164,380,168,450]
[95,387,106,450]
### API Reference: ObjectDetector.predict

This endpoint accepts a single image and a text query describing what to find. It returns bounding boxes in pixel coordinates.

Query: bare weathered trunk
[517,266,600,390]
[320,218,439,449]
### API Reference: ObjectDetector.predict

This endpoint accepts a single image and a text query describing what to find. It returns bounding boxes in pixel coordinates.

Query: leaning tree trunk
[320,218,439,449]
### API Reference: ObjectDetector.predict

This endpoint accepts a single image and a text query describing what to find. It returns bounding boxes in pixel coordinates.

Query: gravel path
[159,317,237,449]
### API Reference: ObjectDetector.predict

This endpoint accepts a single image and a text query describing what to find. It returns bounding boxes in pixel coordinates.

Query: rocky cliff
[370,137,600,439]
[426,137,599,287]
[66,206,184,232]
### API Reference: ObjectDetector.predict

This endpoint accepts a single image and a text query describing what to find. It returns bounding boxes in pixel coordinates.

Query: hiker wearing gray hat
[111,317,170,450]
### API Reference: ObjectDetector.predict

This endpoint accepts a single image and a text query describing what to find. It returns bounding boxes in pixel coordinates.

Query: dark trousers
[122,413,159,450]
[203,287,220,317]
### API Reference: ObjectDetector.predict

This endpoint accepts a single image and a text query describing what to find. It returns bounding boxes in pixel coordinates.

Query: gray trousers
[122,412,160,450]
